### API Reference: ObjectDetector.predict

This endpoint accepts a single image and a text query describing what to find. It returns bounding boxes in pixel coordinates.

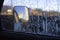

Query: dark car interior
[0,0,60,40]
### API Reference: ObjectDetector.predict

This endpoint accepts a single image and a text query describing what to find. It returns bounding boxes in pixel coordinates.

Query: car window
[1,0,60,36]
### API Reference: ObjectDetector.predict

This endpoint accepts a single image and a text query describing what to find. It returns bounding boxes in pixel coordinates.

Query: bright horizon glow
[7,9,12,12]
[3,0,60,12]
[18,14,23,19]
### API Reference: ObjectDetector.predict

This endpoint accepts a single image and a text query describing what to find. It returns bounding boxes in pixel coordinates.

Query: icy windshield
[3,0,60,11]
[1,0,60,36]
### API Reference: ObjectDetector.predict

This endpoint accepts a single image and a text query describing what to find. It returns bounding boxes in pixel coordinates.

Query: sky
[3,0,60,11]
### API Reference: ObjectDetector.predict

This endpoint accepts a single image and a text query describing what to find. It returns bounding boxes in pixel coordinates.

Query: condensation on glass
[1,0,60,36]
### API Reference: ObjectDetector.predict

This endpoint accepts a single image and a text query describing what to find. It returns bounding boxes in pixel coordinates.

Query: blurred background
[1,0,60,36]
